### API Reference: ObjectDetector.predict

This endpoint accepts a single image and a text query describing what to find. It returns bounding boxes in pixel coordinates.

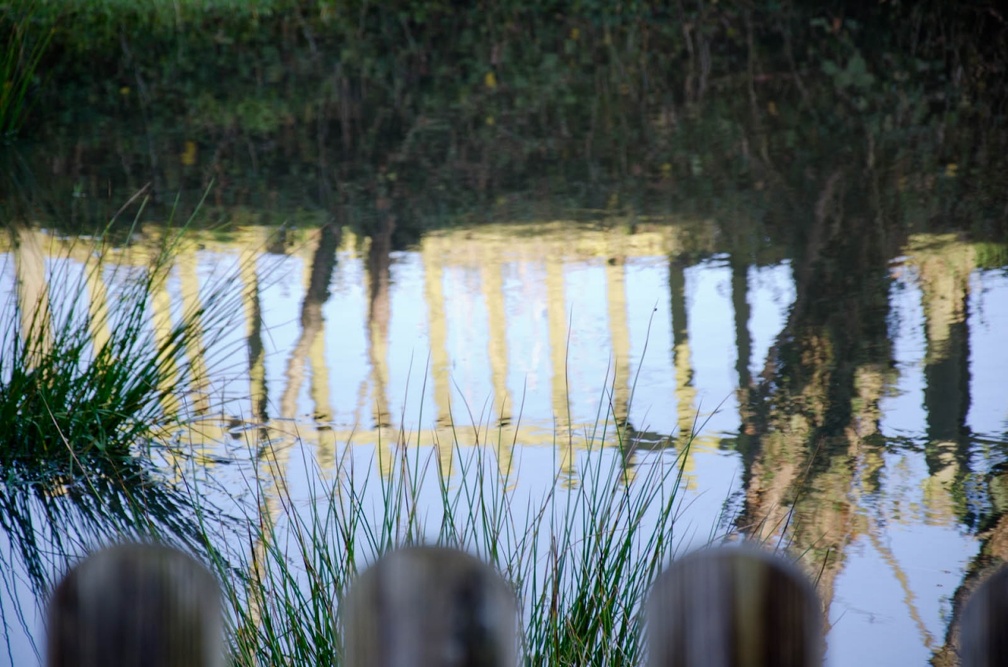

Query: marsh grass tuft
[204,382,697,667]
[0,197,246,464]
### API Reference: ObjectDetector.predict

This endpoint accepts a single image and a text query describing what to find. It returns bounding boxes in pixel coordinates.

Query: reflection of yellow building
[904,233,976,524]
[12,228,53,360]
[5,220,771,486]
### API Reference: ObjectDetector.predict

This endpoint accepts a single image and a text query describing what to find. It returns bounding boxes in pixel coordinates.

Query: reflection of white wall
[879,265,927,439]
[625,257,675,435]
[387,253,434,427]
[685,257,739,436]
[968,270,1008,440]
[503,262,552,426]
[258,253,306,419]
[442,265,493,425]
[563,261,613,426]
[747,260,796,379]
[323,253,370,430]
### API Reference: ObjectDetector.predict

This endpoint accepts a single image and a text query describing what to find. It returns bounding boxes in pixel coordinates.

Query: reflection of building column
[242,253,268,425]
[481,259,514,482]
[909,235,975,523]
[605,259,631,427]
[605,259,636,482]
[14,228,51,360]
[151,270,180,416]
[299,225,340,472]
[85,256,111,354]
[422,243,454,478]
[310,319,335,470]
[177,252,210,415]
[669,259,698,485]
[545,259,574,483]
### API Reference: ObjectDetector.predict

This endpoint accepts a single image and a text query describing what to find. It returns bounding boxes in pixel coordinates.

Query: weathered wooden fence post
[342,545,517,667]
[646,546,823,667]
[46,542,224,667]
[959,563,1008,667]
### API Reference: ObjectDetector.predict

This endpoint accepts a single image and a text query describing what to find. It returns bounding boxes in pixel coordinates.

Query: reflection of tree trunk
[669,258,695,444]
[243,254,268,425]
[736,166,898,621]
[732,260,751,391]
[279,223,342,419]
[243,223,340,642]
[932,474,1008,665]
[932,407,1008,666]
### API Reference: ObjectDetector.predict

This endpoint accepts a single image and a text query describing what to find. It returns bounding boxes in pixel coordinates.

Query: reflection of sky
[880,264,928,441]
[748,260,796,377]
[323,252,369,429]
[685,257,739,435]
[503,262,552,426]
[564,261,613,425]
[968,271,1008,441]
[387,253,433,426]
[625,257,674,433]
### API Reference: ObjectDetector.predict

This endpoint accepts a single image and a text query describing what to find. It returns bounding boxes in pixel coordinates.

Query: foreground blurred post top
[343,545,518,667]
[46,542,225,667]
[647,545,823,667]
[960,565,1008,667]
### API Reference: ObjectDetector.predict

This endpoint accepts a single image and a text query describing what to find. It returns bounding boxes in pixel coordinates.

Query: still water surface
[1,219,1007,665]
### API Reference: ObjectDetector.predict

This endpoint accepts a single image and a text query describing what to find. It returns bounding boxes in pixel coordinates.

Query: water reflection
[1,216,1007,664]
[0,455,235,663]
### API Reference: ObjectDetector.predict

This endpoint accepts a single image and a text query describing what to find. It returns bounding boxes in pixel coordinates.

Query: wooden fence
[46,541,1005,667]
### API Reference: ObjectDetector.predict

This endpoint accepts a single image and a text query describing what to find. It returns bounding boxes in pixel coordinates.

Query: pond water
[2,210,1007,664]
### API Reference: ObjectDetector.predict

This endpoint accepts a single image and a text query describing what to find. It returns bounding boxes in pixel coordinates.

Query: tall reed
[202,384,698,667]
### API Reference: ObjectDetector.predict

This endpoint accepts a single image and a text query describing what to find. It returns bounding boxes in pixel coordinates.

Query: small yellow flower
[945,163,958,178]
[484,71,497,89]
[485,116,495,126]
[569,27,580,41]
[119,86,130,96]
[181,141,198,166]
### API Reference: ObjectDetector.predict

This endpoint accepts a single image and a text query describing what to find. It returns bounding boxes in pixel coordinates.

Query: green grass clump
[204,400,697,667]
[0,204,244,463]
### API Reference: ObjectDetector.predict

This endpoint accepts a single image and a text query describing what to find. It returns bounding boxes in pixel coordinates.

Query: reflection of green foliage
[974,243,1008,271]
[11,0,1007,244]
[0,0,53,141]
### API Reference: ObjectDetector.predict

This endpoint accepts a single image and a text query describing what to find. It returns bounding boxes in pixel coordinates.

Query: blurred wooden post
[343,546,517,667]
[46,542,224,667]
[646,546,823,667]
[960,564,1008,667]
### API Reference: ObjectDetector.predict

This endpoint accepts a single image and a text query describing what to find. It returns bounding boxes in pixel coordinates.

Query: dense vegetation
[2,0,1005,242]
